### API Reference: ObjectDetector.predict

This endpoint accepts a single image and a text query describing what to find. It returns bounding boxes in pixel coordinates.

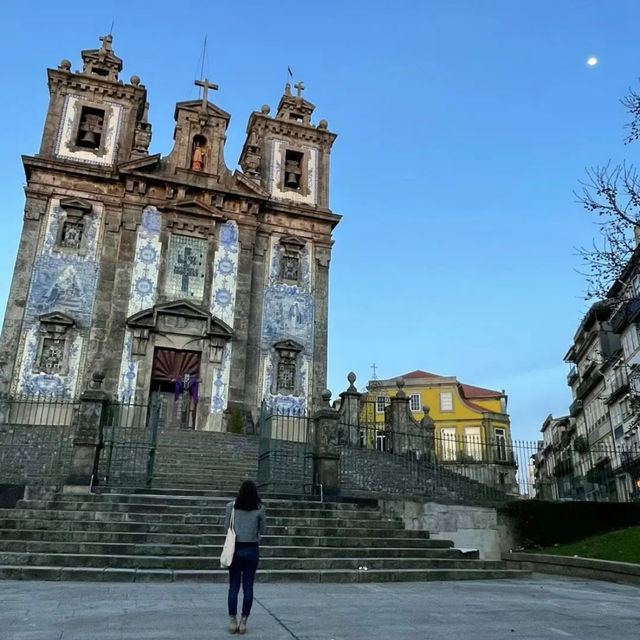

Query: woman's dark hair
[235,480,261,511]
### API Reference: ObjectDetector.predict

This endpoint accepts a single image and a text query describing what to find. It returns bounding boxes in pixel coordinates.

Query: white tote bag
[220,507,236,568]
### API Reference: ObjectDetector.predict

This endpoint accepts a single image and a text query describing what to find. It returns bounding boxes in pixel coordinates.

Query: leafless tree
[576,86,640,301]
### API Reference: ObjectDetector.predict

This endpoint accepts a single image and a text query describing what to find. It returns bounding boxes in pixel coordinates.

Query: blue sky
[1,0,639,440]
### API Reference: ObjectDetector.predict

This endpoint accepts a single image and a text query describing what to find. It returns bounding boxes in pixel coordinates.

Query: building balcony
[575,371,604,401]
[604,377,629,405]
[553,457,574,477]
[567,366,579,385]
[569,399,583,417]
[611,297,640,333]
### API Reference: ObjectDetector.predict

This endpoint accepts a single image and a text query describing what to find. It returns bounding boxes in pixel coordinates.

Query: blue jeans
[228,543,259,617]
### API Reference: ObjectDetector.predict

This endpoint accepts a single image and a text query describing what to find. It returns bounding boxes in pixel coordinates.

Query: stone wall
[0,424,74,485]
[379,498,514,560]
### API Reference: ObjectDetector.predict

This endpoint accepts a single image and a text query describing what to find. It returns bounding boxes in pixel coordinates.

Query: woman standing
[225,480,266,634]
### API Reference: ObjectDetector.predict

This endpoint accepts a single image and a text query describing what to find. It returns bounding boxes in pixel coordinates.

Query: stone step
[0,518,419,538]
[2,509,403,530]
[0,540,469,559]
[0,529,445,548]
[0,565,531,583]
[0,551,503,571]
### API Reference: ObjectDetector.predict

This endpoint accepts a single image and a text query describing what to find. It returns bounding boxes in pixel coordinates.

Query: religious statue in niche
[60,221,83,250]
[191,136,207,172]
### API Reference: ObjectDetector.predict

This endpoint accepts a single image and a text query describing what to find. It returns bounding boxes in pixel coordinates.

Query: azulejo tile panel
[261,285,315,352]
[55,95,123,167]
[24,255,100,329]
[166,234,207,301]
[269,140,318,206]
[209,221,239,414]
[118,207,162,402]
[42,198,102,260]
[127,207,162,316]
[17,325,83,398]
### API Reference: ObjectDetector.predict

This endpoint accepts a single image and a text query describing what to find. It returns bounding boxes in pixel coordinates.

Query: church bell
[77,130,98,148]
[285,172,299,188]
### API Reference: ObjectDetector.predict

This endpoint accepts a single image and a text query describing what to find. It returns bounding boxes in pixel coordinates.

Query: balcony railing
[611,297,640,333]
[575,371,604,400]
[567,366,578,385]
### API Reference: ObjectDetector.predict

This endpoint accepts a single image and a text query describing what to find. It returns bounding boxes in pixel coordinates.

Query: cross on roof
[194,78,219,112]
[294,81,305,97]
[99,34,113,52]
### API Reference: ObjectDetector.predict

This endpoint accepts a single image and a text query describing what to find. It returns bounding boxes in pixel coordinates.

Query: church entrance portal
[150,347,201,430]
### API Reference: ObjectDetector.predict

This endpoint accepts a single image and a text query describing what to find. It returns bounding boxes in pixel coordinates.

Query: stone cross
[294,81,305,97]
[99,34,113,52]
[174,247,199,292]
[194,78,219,111]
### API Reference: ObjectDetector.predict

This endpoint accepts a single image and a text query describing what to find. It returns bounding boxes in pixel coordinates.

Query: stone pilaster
[313,390,341,500]
[63,373,109,494]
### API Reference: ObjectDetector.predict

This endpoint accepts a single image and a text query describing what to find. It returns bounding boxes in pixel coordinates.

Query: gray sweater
[224,500,266,543]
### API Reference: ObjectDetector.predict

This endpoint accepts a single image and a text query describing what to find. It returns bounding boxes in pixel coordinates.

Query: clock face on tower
[54,95,123,166]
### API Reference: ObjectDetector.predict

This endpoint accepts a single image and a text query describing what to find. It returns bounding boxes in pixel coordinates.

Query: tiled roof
[401,370,445,379]
[459,383,502,398]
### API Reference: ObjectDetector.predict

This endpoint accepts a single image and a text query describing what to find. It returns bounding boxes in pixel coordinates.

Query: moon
[587,57,598,67]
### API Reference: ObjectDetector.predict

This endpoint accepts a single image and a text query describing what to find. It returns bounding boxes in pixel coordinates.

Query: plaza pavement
[0,575,638,640]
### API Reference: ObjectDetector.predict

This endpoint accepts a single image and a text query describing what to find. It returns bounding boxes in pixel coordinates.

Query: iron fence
[0,395,79,485]
[96,400,161,487]
[257,405,313,495]
[337,418,640,503]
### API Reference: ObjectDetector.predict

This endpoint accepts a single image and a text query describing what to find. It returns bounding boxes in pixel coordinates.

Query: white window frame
[376,395,389,414]
[409,393,421,412]
[439,391,454,412]
[440,426,458,461]
[495,427,507,462]
[463,426,482,461]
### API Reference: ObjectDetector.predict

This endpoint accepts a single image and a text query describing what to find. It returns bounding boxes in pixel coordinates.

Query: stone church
[0,36,340,430]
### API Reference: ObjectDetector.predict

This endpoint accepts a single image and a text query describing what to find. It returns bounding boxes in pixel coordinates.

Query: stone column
[338,372,361,445]
[312,390,341,500]
[386,378,424,454]
[63,373,109,494]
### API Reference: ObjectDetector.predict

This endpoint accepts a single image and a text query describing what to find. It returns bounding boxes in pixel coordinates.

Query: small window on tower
[281,255,299,282]
[277,361,296,393]
[76,106,105,149]
[283,150,303,190]
[60,221,84,250]
[39,338,66,374]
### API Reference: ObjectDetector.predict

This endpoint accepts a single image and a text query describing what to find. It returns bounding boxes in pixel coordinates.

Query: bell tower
[38,35,149,167]
[239,81,336,210]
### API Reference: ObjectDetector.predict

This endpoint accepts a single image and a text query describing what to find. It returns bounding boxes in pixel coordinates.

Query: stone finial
[347,371,357,392]
[89,371,105,390]
[318,119,328,129]
[59,59,72,71]
[321,389,332,406]
[284,82,292,96]
[130,75,141,86]
[261,104,271,115]
[395,377,406,398]
[422,404,431,415]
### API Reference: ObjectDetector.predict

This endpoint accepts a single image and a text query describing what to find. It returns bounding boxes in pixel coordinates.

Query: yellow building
[362,370,513,467]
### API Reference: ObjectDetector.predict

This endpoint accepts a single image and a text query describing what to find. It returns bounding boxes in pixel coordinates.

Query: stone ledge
[503,552,640,586]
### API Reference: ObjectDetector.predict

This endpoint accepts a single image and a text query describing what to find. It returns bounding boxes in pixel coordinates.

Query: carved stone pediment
[174,100,231,122]
[38,311,76,328]
[59,197,92,216]
[274,339,303,353]
[233,170,269,198]
[118,153,161,173]
[168,198,223,219]
[127,300,233,339]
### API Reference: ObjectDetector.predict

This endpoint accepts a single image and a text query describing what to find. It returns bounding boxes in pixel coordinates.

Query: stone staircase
[150,431,258,492]
[0,489,530,582]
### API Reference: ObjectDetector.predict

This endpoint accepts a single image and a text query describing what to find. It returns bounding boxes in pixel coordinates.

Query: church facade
[0,36,340,430]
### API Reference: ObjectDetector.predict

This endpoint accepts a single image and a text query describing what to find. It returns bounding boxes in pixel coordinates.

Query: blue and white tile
[17,325,83,398]
[54,95,123,167]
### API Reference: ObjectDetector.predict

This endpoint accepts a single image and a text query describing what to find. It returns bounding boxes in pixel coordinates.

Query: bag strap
[230,507,235,532]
